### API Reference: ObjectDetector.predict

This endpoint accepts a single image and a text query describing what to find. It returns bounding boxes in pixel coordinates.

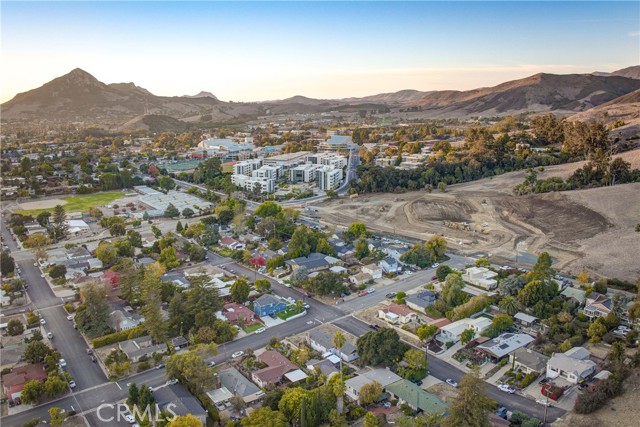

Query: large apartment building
[317,165,343,190]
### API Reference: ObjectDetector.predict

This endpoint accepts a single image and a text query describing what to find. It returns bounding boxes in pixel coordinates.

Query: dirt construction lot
[318,149,640,281]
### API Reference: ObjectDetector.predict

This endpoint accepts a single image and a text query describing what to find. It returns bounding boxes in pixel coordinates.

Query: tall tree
[443,368,492,427]
[230,277,250,303]
[0,250,15,275]
[75,283,112,338]
[141,263,167,342]
[333,331,346,413]
[51,205,68,242]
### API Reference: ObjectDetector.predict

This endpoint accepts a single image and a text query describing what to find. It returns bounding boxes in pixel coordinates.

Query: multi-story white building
[290,164,320,183]
[316,165,343,191]
[252,165,280,180]
[306,153,347,169]
[231,174,275,193]
[233,159,263,176]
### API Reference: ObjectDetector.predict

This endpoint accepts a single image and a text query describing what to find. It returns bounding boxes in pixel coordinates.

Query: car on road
[254,327,266,334]
[59,359,67,368]
[68,380,76,389]
[207,361,216,367]
[410,379,423,386]
[431,276,437,281]
[86,349,93,355]
[124,414,136,424]
[358,291,367,297]
[385,292,397,299]
[40,318,46,325]
[303,303,310,309]
[90,356,96,363]
[47,332,54,339]
[495,406,508,419]
[497,384,515,394]
[445,378,458,387]
[284,283,292,288]
[368,324,380,330]
[367,287,375,294]
[166,379,179,385]
[155,364,165,369]
[67,315,74,321]
[232,351,245,359]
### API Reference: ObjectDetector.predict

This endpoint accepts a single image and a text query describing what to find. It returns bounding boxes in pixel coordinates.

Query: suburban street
[1,212,565,425]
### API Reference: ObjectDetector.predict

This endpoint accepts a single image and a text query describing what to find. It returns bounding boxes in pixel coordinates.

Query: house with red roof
[2,363,47,400]
[222,303,257,326]
[378,303,418,325]
[251,350,305,388]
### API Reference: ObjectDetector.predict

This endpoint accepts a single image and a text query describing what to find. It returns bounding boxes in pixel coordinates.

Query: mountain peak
[183,91,218,99]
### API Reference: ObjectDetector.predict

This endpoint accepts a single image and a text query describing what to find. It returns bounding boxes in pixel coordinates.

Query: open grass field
[16,191,125,216]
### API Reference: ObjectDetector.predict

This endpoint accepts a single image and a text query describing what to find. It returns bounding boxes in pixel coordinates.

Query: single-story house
[251,350,305,388]
[476,333,534,361]
[154,383,207,424]
[583,293,612,320]
[109,309,143,332]
[546,347,596,384]
[66,245,92,260]
[0,335,26,370]
[439,317,492,343]
[350,272,373,287]
[510,348,549,375]
[513,312,539,327]
[161,272,190,288]
[386,380,449,414]
[380,257,399,274]
[2,363,47,400]
[220,236,245,250]
[463,267,498,290]
[362,264,383,280]
[405,291,437,311]
[306,359,339,379]
[212,367,264,404]
[253,294,287,317]
[119,336,168,363]
[560,287,586,305]
[286,253,341,273]
[345,368,403,402]
[223,302,257,325]
[308,329,358,362]
[171,336,189,351]
[378,304,418,325]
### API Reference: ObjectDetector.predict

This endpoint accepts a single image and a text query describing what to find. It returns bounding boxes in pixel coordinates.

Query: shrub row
[92,325,146,348]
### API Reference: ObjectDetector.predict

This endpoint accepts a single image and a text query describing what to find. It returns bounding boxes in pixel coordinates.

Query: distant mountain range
[2,66,639,130]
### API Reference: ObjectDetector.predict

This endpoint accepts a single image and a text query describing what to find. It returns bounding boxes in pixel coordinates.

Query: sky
[1,1,639,103]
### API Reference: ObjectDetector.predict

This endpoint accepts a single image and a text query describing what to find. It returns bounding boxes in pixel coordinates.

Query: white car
[166,379,179,385]
[367,287,375,294]
[207,361,216,367]
[59,359,67,368]
[445,378,458,388]
[254,327,266,334]
[232,351,245,359]
[40,318,46,325]
[124,414,136,424]
[68,380,76,389]
[536,399,552,407]
[497,384,515,394]
[47,332,54,339]
[67,315,74,321]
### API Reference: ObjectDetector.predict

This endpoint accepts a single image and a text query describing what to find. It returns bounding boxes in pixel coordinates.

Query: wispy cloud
[629,31,640,37]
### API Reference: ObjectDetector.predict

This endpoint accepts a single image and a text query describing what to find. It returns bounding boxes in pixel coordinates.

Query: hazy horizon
[2,1,639,103]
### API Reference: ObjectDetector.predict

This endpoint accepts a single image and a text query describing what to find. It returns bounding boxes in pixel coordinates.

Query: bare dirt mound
[498,192,612,242]
[410,199,476,222]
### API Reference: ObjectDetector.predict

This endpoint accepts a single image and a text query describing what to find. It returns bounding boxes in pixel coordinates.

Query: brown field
[318,149,640,281]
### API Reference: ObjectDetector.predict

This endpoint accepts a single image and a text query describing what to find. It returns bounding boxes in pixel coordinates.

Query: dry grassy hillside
[318,149,640,281]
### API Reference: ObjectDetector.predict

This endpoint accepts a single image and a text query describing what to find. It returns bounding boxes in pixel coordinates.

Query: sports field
[16,191,125,216]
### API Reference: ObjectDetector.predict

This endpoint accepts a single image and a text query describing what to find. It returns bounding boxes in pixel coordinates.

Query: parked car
[411,379,423,386]
[68,380,76,389]
[67,315,74,321]
[535,399,552,407]
[369,324,380,330]
[90,356,96,363]
[495,406,508,419]
[155,364,165,369]
[431,276,437,281]
[86,349,93,355]
[385,292,397,299]
[367,287,375,294]
[358,291,367,297]
[59,359,67,368]
[445,378,458,387]
[124,414,136,424]
[497,384,515,394]
[207,361,216,367]
[40,318,46,325]
[303,303,310,309]
[166,379,179,385]
[47,332,53,339]
[254,327,266,334]
[232,351,245,359]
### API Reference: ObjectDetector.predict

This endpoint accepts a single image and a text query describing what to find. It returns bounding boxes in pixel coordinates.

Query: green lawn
[243,323,263,333]
[276,305,303,320]
[16,191,125,216]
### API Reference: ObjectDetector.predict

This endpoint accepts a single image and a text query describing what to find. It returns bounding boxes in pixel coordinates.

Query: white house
[345,368,402,402]
[378,304,418,325]
[349,272,373,287]
[546,347,596,384]
[362,264,383,280]
[463,267,498,290]
[439,317,492,343]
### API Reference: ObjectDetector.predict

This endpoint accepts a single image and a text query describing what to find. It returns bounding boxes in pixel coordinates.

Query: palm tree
[333,331,347,413]
[499,295,520,315]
